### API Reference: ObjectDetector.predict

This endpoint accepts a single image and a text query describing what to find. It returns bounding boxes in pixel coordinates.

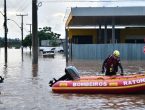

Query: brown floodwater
[0,48,145,110]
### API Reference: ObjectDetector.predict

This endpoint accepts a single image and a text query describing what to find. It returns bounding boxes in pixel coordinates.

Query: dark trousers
[105,71,116,76]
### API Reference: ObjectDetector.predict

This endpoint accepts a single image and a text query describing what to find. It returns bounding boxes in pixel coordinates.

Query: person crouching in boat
[101,50,124,76]
[49,66,80,87]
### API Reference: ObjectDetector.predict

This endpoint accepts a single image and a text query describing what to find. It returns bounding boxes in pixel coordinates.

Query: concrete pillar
[104,24,107,43]
[98,24,101,43]
[112,18,115,43]
[65,28,68,65]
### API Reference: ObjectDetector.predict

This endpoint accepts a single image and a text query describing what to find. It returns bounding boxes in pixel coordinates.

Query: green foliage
[23,26,61,47]
[0,37,4,47]
[0,37,21,47]
[23,34,32,48]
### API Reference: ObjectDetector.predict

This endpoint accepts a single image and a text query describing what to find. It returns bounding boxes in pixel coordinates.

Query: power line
[21,2,31,12]
[16,1,27,12]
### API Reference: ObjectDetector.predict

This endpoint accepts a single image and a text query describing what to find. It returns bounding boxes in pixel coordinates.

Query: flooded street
[0,48,145,110]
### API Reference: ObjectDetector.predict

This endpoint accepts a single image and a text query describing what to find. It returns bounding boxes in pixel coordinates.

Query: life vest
[104,55,120,72]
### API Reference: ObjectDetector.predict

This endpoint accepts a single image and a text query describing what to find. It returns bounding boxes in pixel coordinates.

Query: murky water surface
[0,48,145,110]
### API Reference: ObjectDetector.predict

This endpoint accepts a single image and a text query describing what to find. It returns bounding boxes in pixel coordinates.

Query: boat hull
[52,74,145,94]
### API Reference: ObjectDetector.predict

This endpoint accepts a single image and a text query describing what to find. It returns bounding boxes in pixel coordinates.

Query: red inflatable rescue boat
[50,66,145,94]
[52,73,145,94]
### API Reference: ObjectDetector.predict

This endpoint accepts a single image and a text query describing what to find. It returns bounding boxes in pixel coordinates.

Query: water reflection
[68,59,145,75]
[50,93,145,110]
[0,48,145,110]
[2,66,8,79]
[32,64,38,78]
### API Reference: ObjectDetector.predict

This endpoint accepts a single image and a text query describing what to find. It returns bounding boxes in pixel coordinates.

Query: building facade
[66,7,145,44]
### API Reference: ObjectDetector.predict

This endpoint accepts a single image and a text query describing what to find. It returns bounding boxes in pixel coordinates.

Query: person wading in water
[101,50,124,76]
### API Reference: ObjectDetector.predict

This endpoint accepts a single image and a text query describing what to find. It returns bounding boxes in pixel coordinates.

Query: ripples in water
[0,48,145,110]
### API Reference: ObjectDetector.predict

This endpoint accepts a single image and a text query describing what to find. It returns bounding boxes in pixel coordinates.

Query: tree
[23,26,61,49]
[0,37,21,47]
[23,34,32,51]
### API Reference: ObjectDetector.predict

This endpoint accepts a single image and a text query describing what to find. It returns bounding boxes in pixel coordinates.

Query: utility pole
[16,14,28,61]
[4,0,8,66]
[32,0,38,65]
[26,23,32,53]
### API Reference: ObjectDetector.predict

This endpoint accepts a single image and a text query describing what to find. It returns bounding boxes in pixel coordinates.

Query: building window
[72,35,93,44]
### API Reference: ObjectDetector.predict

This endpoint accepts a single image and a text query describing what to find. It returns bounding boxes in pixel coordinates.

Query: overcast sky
[0,0,145,39]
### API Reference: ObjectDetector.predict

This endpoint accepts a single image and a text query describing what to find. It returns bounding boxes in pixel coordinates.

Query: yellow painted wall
[68,29,97,43]
[120,28,145,42]
[67,28,145,43]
